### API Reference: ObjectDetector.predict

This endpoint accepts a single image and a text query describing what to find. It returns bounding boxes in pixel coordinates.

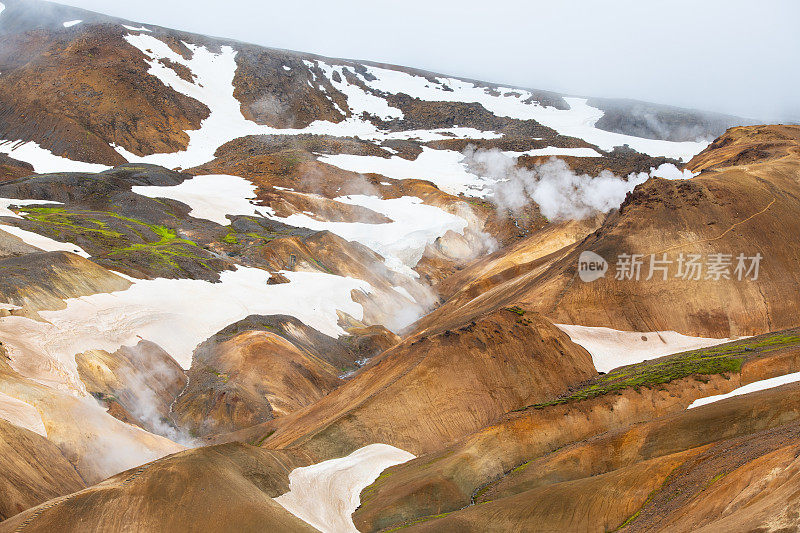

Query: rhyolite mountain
[0,1,798,532]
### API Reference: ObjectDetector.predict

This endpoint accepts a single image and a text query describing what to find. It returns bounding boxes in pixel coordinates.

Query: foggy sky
[60,0,799,122]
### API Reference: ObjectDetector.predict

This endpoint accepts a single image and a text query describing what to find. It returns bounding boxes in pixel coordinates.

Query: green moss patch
[504,306,526,316]
[20,206,211,276]
[519,331,800,411]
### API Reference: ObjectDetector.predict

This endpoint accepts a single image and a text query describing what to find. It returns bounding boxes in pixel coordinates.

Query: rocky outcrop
[0,251,131,317]
[0,153,34,182]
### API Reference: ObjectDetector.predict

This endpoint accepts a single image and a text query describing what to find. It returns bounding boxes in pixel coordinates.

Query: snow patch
[503,146,602,158]
[275,444,415,533]
[0,139,109,174]
[316,62,403,121]
[392,286,415,302]
[132,174,272,225]
[0,392,46,436]
[274,194,468,275]
[688,372,800,409]
[556,324,733,373]
[319,148,493,197]
[122,34,272,168]
[121,24,151,32]
[0,268,371,389]
[62,20,82,28]
[382,127,502,142]
[0,225,90,258]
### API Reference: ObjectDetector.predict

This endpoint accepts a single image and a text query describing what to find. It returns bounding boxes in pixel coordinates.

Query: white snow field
[0,391,46,436]
[319,148,494,197]
[62,19,82,28]
[275,444,415,533]
[687,372,800,410]
[0,268,371,387]
[0,139,109,173]
[275,194,468,275]
[556,324,733,373]
[132,174,272,225]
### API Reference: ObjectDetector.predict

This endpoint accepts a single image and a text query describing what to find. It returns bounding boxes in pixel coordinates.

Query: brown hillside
[353,330,800,530]
[0,443,315,533]
[0,420,86,522]
[415,125,800,338]
[172,315,359,437]
[225,308,597,461]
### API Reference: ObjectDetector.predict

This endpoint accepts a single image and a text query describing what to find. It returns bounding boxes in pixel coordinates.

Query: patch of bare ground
[622,420,800,532]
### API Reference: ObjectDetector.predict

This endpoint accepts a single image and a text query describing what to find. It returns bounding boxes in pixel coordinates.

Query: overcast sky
[61,0,799,122]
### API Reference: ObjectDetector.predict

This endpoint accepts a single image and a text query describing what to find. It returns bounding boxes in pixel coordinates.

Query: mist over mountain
[54,0,800,124]
[0,1,799,532]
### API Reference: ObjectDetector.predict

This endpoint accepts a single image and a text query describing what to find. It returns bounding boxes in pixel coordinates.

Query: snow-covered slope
[557,324,736,373]
[0,6,739,181]
[688,372,800,409]
[275,444,415,533]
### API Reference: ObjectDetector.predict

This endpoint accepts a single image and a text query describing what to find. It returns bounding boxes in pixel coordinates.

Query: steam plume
[463,147,690,221]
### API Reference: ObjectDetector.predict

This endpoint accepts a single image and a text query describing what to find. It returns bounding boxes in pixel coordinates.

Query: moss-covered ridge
[19,206,214,278]
[520,331,800,411]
